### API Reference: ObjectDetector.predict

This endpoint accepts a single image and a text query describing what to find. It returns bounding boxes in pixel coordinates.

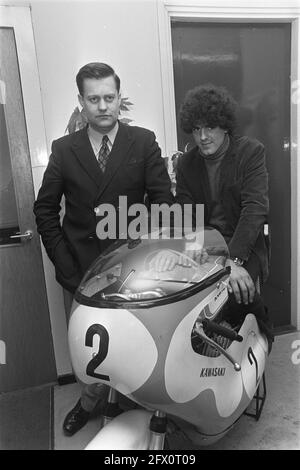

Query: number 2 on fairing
[85,324,110,381]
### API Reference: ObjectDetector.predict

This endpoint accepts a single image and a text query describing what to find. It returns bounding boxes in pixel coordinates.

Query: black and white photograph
[0,0,299,452]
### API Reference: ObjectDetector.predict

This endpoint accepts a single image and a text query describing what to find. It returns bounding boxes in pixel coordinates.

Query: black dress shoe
[63,399,90,436]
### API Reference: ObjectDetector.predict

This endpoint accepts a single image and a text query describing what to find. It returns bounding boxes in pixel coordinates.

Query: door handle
[10,230,33,241]
[283,138,290,151]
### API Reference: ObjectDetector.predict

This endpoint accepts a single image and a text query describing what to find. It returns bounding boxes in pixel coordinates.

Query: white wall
[31,0,167,153]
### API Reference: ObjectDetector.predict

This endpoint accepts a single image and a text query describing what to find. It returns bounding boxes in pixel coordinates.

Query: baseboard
[57,374,76,386]
[273,325,298,336]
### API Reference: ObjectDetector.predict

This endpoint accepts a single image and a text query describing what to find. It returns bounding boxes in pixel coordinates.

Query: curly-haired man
[176,84,273,346]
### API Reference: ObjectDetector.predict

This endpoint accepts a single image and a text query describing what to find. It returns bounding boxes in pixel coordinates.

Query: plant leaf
[120,117,133,124]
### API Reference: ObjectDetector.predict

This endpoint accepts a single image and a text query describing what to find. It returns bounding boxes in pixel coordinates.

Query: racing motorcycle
[68,226,269,450]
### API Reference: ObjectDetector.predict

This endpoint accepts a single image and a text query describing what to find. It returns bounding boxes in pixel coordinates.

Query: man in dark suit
[33,62,174,436]
[175,84,273,346]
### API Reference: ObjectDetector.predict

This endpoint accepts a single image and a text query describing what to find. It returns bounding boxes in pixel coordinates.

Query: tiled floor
[53,331,300,450]
[0,385,52,450]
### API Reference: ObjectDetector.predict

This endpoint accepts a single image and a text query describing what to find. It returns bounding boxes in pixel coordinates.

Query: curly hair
[179,84,237,135]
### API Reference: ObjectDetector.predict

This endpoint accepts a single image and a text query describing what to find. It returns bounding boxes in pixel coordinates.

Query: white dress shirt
[87,121,119,158]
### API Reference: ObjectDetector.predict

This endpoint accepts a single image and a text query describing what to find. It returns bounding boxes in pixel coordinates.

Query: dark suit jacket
[175,135,269,282]
[34,122,174,293]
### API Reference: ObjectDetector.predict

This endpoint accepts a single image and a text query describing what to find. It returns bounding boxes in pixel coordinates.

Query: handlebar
[101,293,131,300]
[102,290,164,301]
[202,318,243,343]
[194,323,241,371]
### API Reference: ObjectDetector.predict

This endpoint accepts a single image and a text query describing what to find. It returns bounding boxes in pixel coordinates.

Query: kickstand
[244,372,267,421]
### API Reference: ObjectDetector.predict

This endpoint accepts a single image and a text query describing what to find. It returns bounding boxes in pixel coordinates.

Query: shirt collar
[87,121,119,153]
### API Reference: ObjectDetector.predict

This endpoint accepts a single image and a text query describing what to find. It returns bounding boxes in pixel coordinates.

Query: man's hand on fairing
[227,260,255,305]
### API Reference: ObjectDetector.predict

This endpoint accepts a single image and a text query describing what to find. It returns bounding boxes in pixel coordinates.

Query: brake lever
[194,324,241,372]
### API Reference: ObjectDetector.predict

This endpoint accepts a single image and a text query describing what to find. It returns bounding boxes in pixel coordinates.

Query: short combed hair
[179,84,237,134]
[76,62,121,95]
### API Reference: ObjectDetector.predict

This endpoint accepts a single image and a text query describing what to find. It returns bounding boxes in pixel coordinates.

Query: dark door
[0,28,57,391]
[172,22,291,328]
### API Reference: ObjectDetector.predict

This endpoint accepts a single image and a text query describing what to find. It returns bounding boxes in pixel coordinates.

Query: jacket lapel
[96,122,134,200]
[71,126,104,187]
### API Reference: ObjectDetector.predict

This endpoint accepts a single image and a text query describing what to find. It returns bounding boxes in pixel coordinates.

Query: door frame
[157,0,300,330]
[0,5,72,376]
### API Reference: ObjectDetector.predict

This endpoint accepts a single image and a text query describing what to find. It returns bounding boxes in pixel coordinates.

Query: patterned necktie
[98,135,110,172]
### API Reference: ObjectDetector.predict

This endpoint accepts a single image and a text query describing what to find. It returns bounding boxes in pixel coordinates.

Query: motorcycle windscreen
[76,226,229,305]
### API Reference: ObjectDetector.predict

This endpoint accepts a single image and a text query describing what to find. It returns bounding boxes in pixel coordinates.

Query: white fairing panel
[69,305,158,395]
[85,410,152,450]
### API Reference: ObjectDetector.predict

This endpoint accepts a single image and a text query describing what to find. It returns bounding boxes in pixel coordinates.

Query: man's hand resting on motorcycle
[148,248,209,273]
[226,259,255,305]
[148,250,191,272]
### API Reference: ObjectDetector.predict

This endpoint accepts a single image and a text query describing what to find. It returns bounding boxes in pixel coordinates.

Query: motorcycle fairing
[68,227,268,442]
[69,274,226,397]
[69,270,267,438]
[69,302,158,395]
[131,314,267,437]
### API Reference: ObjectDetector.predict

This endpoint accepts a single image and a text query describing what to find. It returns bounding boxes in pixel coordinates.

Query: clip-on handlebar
[194,318,243,372]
